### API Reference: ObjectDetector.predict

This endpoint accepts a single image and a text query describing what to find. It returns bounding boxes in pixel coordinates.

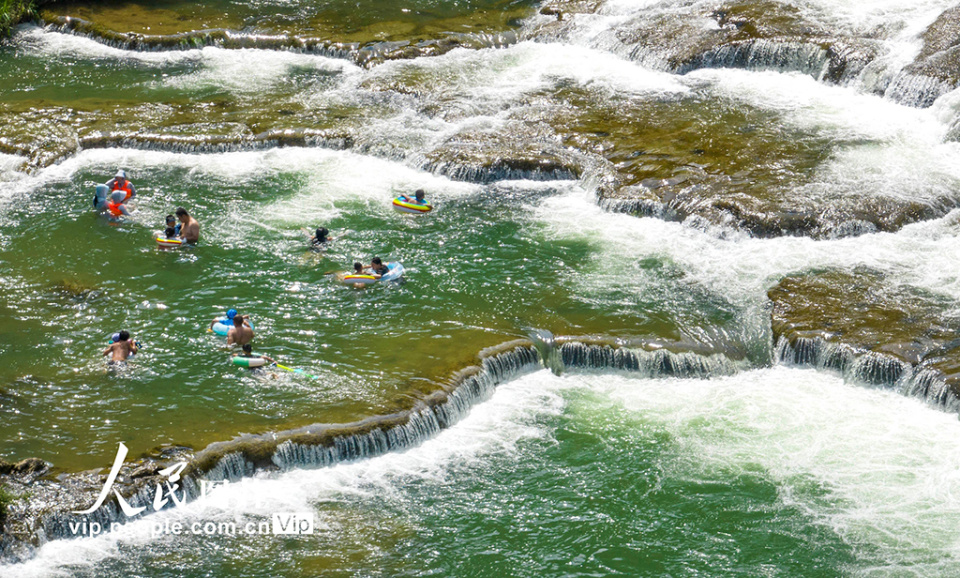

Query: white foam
[535,188,960,306]
[362,40,688,116]
[16,25,203,66]
[6,369,566,578]
[788,0,953,36]
[8,367,960,576]
[591,366,960,568]
[160,47,354,96]
[15,25,355,95]
[1,147,476,235]
[255,148,479,226]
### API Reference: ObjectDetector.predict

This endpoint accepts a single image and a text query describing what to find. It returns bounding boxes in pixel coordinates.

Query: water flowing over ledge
[774,336,960,413]
[769,269,960,413]
[0,335,742,562]
[38,15,518,67]
[532,0,960,109]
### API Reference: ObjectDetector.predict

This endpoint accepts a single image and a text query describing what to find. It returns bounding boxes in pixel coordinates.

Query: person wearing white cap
[105,190,132,218]
[104,169,136,202]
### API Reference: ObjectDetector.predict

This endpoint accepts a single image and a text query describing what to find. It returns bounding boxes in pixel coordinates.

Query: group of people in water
[96,170,200,244]
[96,170,429,369]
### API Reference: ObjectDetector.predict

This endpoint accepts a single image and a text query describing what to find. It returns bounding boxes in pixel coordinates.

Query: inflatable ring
[212,318,254,336]
[392,197,432,214]
[342,263,404,285]
[343,274,378,285]
[232,356,268,368]
[157,236,183,248]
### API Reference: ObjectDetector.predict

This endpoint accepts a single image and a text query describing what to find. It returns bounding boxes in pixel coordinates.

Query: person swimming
[176,207,199,244]
[105,169,136,202]
[106,191,132,218]
[310,227,331,245]
[103,330,138,363]
[399,189,427,205]
[368,257,389,278]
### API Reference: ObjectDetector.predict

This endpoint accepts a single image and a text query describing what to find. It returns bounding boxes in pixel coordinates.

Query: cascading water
[4,0,960,575]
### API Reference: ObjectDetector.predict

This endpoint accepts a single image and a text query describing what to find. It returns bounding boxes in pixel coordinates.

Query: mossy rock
[768,268,957,362]
[768,269,960,406]
[420,126,584,183]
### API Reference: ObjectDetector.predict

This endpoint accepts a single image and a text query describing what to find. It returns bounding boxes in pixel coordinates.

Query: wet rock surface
[36,0,527,64]
[886,6,960,107]
[418,125,585,183]
[544,85,955,238]
[0,448,193,563]
[768,268,960,406]
[531,0,882,85]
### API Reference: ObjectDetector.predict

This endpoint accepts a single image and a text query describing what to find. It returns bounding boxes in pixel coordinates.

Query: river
[2,0,960,576]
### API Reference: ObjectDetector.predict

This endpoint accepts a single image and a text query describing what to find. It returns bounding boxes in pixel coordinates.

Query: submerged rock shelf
[0,335,741,562]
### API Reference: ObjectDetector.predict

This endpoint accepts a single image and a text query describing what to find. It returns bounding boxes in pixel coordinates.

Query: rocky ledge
[768,268,960,410]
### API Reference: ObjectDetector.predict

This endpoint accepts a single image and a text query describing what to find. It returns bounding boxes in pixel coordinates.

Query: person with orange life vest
[105,169,136,202]
[105,191,132,218]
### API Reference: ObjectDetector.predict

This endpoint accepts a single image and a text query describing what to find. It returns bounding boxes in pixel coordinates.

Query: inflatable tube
[232,356,268,368]
[342,274,379,285]
[212,318,254,336]
[342,262,404,285]
[156,236,183,248]
[93,184,109,211]
[392,197,432,214]
[380,262,404,282]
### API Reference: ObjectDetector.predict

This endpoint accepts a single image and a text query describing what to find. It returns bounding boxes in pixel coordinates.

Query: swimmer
[210,308,251,331]
[226,315,254,347]
[368,257,389,278]
[399,189,427,205]
[165,214,181,237]
[350,261,367,288]
[106,191,132,218]
[176,207,199,244]
[307,227,335,246]
[105,169,136,202]
[103,330,138,362]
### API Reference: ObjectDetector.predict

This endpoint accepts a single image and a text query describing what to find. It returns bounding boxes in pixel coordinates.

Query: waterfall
[678,40,830,79]
[22,336,743,554]
[559,341,741,378]
[42,16,354,59]
[415,159,579,184]
[775,337,960,412]
[883,72,954,108]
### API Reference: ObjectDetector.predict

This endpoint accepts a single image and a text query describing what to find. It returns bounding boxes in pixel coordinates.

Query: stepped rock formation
[768,268,960,410]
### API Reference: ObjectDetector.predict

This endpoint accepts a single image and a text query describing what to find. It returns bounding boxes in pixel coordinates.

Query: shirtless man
[176,207,200,244]
[102,330,138,362]
[226,316,254,347]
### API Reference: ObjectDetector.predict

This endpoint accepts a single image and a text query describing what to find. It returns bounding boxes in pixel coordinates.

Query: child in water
[165,214,181,237]
[310,227,331,245]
